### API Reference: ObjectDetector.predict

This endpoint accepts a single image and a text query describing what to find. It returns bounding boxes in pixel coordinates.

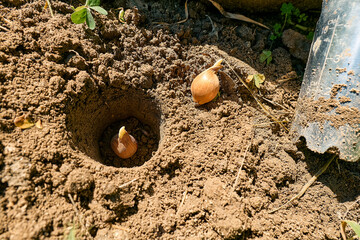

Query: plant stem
[0,25,9,31]
[45,0,54,18]
[269,155,336,213]
[280,13,287,33]
[224,60,289,132]
[287,18,314,32]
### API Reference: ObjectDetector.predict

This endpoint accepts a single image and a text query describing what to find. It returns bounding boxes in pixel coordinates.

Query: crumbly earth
[0,0,360,239]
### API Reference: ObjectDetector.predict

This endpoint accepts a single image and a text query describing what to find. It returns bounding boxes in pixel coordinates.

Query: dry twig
[231,132,254,192]
[176,190,188,215]
[68,194,92,238]
[269,155,336,213]
[224,60,289,131]
[153,0,188,25]
[0,25,9,32]
[261,97,292,113]
[254,120,288,127]
[208,0,269,29]
[110,224,131,232]
[119,178,138,189]
[45,0,54,18]
[277,77,298,83]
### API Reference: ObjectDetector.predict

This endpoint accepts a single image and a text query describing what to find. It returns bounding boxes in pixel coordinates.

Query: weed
[260,2,315,65]
[341,220,360,240]
[118,7,126,23]
[71,0,108,30]
[306,31,314,40]
[64,223,77,240]
[280,3,313,34]
[270,23,282,41]
[246,74,266,90]
[259,50,272,65]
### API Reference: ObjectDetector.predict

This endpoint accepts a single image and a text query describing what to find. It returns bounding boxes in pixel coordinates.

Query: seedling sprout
[71,0,108,30]
[260,3,315,65]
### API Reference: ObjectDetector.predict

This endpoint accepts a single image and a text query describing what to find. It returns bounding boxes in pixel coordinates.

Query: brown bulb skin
[191,59,223,105]
[191,70,220,105]
[111,129,138,159]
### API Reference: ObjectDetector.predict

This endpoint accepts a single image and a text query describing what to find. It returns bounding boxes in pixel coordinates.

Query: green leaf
[259,54,267,63]
[90,6,108,15]
[74,5,86,12]
[273,23,281,32]
[293,8,300,17]
[344,220,360,237]
[272,23,282,38]
[266,55,272,65]
[71,8,87,24]
[280,3,294,15]
[259,52,267,63]
[86,9,95,29]
[306,31,314,40]
[260,50,272,64]
[254,74,265,88]
[88,0,100,6]
[270,34,277,41]
[298,13,308,23]
[65,224,77,240]
[119,8,126,23]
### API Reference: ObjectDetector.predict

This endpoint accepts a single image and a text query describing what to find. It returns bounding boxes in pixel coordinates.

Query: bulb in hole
[111,126,138,159]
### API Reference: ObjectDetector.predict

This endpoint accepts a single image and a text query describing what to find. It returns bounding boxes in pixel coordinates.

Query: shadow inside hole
[100,117,158,168]
[66,88,162,168]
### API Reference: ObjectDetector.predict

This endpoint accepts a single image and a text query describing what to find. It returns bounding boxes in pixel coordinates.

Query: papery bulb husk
[191,59,223,105]
[111,127,138,159]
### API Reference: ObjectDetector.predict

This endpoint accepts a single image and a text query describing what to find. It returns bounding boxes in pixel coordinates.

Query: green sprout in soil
[341,220,360,240]
[246,73,266,90]
[260,2,315,65]
[64,223,77,240]
[280,3,313,34]
[118,7,126,23]
[259,50,272,66]
[71,0,108,30]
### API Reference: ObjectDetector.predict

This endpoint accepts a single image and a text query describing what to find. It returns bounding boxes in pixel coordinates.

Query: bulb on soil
[111,126,138,159]
[191,59,223,105]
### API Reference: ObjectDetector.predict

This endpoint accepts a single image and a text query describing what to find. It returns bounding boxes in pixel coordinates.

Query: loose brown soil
[1,0,360,239]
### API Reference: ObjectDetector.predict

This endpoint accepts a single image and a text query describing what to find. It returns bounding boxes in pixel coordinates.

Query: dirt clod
[65,169,95,198]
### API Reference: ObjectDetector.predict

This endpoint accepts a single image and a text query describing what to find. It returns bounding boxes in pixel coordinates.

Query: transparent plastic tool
[292,0,360,162]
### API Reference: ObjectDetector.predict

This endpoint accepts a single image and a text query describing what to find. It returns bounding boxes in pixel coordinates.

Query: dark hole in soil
[99,117,158,167]
[66,88,162,168]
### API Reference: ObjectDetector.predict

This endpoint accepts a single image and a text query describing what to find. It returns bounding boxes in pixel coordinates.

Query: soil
[0,0,360,240]
[295,97,360,129]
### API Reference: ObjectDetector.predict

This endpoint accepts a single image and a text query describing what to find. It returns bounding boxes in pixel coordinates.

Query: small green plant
[260,50,272,65]
[306,31,314,40]
[281,3,313,33]
[71,0,108,30]
[64,223,77,240]
[118,7,126,23]
[270,23,282,41]
[341,220,360,240]
[246,74,266,90]
[260,2,315,65]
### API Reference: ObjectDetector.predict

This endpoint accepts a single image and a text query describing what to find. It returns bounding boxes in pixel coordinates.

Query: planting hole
[66,88,162,168]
